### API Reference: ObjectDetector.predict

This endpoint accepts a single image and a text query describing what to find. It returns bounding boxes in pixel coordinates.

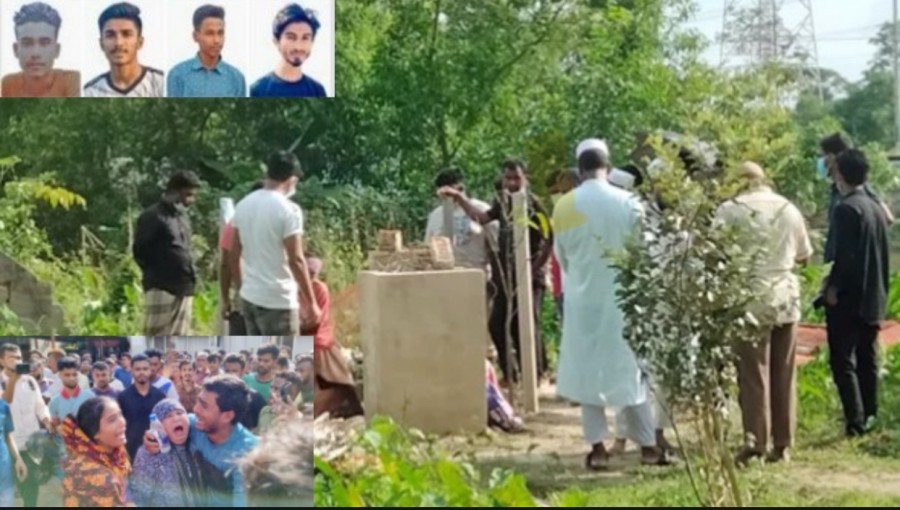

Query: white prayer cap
[608,168,635,190]
[575,138,610,160]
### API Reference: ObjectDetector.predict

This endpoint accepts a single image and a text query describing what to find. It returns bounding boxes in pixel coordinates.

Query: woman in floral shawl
[60,396,131,507]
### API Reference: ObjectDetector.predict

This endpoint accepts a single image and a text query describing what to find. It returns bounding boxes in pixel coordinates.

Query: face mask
[816,157,828,179]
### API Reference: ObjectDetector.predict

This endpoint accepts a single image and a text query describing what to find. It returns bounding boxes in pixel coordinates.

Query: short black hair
[257,345,280,360]
[202,375,250,425]
[266,151,302,182]
[119,352,131,360]
[98,2,142,35]
[57,357,79,372]
[131,353,149,367]
[193,4,224,31]
[91,361,110,373]
[144,349,163,361]
[276,356,290,370]
[273,3,320,40]
[434,168,464,189]
[820,132,851,156]
[207,353,221,364]
[179,360,192,370]
[619,164,644,188]
[501,158,527,175]
[166,171,201,192]
[835,149,870,187]
[578,148,610,174]
[224,354,245,370]
[14,2,62,38]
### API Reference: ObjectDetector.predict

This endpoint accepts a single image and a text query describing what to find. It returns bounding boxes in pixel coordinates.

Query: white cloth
[152,375,181,402]
[43,371,61,399]
[78,372,90,391]
[110,379,126,393]
[3,375,51,450]
[552,178,648,407]
[425,199,494,270]
[233,189,304,310]
[581,403,655,446]
[716,186,813,325]
[83,67,164,97]
[575,138,610,159]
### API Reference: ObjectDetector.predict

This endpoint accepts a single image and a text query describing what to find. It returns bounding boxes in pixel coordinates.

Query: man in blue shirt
[250,4,327,97]
[143,374,258,507]
[167,5,245,97]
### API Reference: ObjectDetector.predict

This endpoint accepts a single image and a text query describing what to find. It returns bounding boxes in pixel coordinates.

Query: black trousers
[488,284,546,382]
[16,451,40,507]
[825,309,879,435]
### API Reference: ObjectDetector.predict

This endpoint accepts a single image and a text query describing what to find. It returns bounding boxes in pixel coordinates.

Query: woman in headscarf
[60,396,131,507]
[129,399,205,507]
[301,256,364,419]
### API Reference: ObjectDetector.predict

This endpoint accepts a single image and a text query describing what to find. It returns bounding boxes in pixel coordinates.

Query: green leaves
[314,415,540,507]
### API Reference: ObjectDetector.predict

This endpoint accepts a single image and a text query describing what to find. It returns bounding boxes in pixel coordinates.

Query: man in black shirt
[133,171,201,335]
[118,354,166,460]
[439,158,554,384]
[223,355,265,432]
[825,149,890,437]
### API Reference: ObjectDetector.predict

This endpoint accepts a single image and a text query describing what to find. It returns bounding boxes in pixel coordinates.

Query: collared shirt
[167,55,246,98]
[717,185,813,325]
[49,385,93,424]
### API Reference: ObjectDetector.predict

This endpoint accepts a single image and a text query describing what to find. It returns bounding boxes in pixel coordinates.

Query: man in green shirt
[242,345,278,401]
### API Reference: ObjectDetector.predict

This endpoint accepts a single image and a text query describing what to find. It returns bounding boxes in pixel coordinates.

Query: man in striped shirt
[84,2,163,97]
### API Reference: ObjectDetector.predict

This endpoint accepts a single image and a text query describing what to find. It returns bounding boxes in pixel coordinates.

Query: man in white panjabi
[552,139,669,469]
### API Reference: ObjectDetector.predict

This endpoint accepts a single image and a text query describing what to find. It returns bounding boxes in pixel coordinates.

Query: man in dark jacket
[133,171,201,335]
[825,149,890,437]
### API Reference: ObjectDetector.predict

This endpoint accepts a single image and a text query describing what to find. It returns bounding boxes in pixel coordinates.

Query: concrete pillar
[359,269,487,434]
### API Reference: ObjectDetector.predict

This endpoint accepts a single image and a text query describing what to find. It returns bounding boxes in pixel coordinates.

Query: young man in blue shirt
[167,4,246,97]
[250,4,327,97]
[143,374,258,507]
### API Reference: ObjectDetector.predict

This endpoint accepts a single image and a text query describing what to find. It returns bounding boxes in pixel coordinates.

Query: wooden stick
[513,191,538,413]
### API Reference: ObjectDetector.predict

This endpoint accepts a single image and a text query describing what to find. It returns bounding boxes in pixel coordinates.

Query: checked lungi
[143,289,192,335]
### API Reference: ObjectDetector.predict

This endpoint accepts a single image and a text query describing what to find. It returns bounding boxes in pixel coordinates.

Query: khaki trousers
[737,323,797,451]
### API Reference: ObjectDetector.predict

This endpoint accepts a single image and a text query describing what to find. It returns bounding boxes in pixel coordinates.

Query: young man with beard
[133,171,201,336]
[145,349,181,402]
[84,2,163,97]
[117,354,166,461]
[2,2,80,97]
[223,355,265,432]
[48,358,92,426]
[90,362,121,399]
[250,3,326,97]
[242,345,279,402]
[167,4,246,97]
[144,375,259,507]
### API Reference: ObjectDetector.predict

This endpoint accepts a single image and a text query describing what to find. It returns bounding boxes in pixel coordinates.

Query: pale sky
[686,0,893,83]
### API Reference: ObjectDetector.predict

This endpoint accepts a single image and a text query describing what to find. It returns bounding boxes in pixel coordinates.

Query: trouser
[582,402,655,447]
[488,285,547,382]
[825,309,880,435]
[615,373,671,435]
[241,299,300,335]
[227,311,248,335]
[737,323,797,451]
[16,450,40,507]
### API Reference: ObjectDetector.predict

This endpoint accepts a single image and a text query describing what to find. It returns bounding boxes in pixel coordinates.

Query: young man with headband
[250,4,326,97]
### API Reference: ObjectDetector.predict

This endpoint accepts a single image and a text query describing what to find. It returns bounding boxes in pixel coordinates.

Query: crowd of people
[431,132,891,470]
[0,341,314,507]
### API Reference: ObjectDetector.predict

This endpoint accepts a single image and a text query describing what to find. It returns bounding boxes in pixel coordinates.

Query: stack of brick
[366,230,455,272]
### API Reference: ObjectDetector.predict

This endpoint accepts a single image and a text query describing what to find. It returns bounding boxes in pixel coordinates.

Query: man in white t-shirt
[425,168,497,273]
[227,151,321,335]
